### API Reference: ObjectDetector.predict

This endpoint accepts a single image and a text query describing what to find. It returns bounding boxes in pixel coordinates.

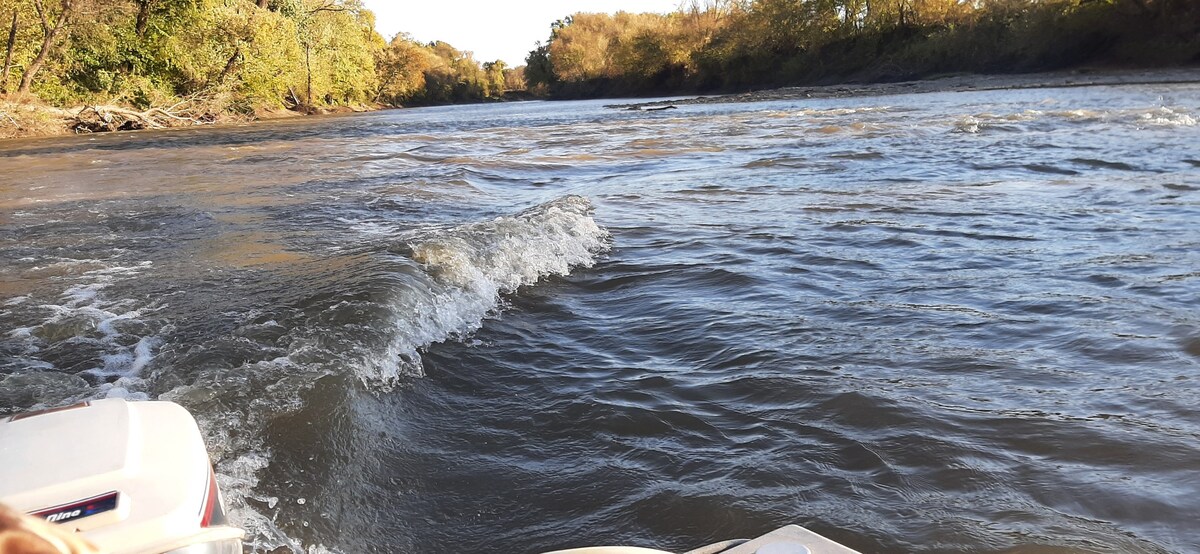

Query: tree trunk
[1,10,16,94]
[304,42,312,107]
[18,0,74,96]
[257,0,269,9]
[217,46,241,84]
[374,66,400,103]
[19,30,59,95]
[135,0,152,38]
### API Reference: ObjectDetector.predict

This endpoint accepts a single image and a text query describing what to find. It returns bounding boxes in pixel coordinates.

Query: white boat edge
[543,524,863,554]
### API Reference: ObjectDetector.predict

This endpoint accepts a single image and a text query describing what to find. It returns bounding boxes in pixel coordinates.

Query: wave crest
[368,195,609,382]
[410,194,609,290]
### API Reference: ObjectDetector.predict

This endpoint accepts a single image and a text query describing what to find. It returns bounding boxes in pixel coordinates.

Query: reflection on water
[1,86,1199,553]
[194,231,312,268]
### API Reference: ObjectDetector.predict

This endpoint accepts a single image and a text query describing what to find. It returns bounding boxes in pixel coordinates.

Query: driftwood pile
[1,91,235,139]
[71,102,217,133]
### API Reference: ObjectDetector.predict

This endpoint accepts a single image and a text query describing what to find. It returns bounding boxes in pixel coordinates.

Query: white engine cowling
[0,399,244,554]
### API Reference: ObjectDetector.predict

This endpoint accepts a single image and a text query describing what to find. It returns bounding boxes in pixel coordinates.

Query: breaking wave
[162,195,609,552]
[951,105,1195,133]
[1138,106,1196,127]
[382,194,610,379]
[1,195,608,553]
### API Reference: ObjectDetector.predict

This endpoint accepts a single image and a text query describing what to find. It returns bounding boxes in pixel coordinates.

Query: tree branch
[33,0,49,33]
[307,1,346,15]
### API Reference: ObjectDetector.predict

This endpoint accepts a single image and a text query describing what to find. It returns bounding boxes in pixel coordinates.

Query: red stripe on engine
[200,468,219,527]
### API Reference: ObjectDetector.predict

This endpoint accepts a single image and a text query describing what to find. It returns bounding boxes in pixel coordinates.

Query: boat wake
[168,195,609,552]
[1,195,609,553]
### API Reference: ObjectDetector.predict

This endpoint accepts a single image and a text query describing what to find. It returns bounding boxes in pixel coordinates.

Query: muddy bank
[611,68,1200,110]
[0,101,76,140]
[0,95,550,141]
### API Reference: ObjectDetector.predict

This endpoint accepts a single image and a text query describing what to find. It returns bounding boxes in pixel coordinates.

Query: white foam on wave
[1057,108,1104,120]
[795,106,891,117]
[96,376,152,401]
[946,106,1200,132]
[335,217,401,236]
[1139,106,1197,127]
[214,450,308,553]
[5,262,163,381]
[158,356,335,553]
[3,296,29,307]
[93,336,160,377]
[954,115,982,134]
[62,282,106,306]
[7,327,34,339]
[25,257,114,273]
[361,195,610,383]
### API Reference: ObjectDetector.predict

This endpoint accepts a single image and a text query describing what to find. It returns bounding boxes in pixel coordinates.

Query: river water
[1,84,1198,553]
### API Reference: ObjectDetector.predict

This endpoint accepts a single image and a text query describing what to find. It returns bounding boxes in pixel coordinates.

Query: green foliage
[0,0,47,95]
[483,60,506,94]
[524,42,554,88]
[240,11,305,106]
[1,0,515,113]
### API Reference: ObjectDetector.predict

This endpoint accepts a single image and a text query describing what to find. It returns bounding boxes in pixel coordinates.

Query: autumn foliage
[0,0,1196,117]
[527,0,1200,97]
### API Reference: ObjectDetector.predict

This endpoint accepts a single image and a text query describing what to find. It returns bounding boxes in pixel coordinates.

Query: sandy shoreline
[611,67,1200,110]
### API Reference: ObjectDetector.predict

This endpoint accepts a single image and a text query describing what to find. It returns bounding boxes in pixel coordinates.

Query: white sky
[361,0,684,67]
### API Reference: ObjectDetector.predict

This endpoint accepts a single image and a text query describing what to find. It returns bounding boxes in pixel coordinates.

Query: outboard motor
[0,399,244,553]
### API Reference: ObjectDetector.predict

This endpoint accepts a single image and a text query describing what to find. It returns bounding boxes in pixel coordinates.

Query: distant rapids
[2,85,1199,553]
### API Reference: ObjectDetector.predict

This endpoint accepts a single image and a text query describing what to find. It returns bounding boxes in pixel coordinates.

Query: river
[1,84,1198,553]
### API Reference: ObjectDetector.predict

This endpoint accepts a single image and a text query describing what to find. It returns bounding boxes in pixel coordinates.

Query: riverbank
[0,93,541,142]
[612,67,1200,110]
[0,98,380,141]
[6,67,1198,141]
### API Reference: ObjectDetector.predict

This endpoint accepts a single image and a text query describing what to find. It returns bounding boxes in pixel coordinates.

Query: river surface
[1,84,1199,553]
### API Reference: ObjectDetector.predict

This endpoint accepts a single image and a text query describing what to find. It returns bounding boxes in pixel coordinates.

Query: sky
[360,0,684,67]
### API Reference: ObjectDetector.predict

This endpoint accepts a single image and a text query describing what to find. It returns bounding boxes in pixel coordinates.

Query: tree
[18,0,74,95]
[502,65,524,91]
[524,41,554,87]
[284,0,378,106]
[547,12,616,81]
[483,59,505,95]
[1,9,16,94]
[375,33,432,104]
[131,0,156,38]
